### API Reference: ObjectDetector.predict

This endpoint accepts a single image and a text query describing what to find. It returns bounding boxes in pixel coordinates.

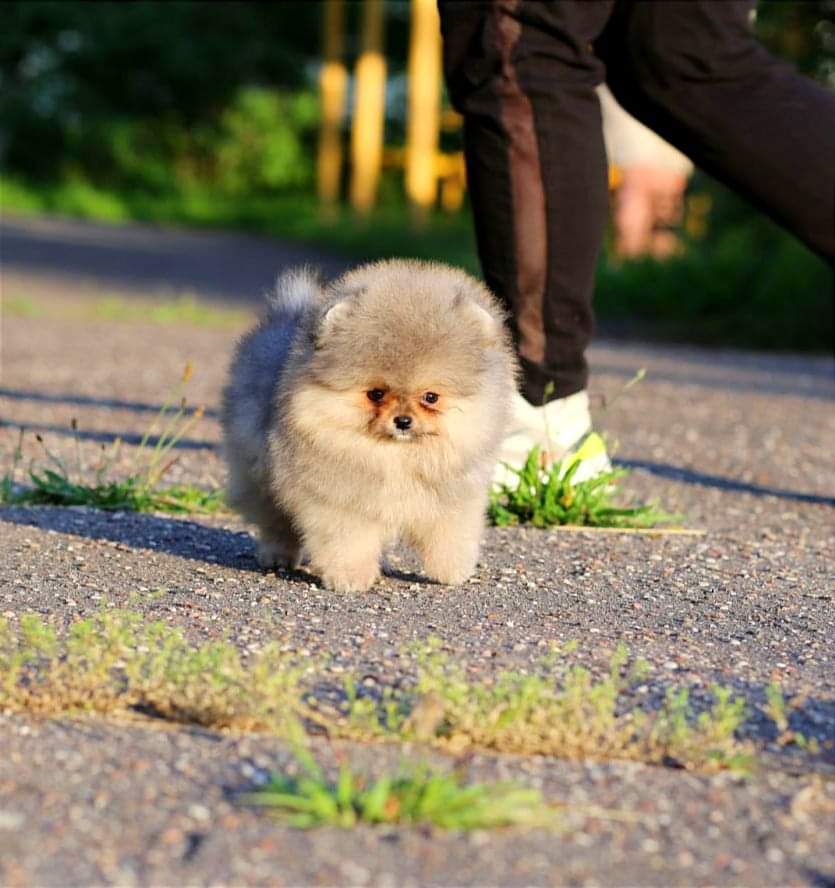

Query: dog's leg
[226,465,302,569]
[297,505,383,592]
[255,512,302,570]
[410,496,486,586]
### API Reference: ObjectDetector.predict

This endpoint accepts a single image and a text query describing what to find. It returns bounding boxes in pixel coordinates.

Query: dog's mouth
[388,428,418,441]
[374,427,438,442]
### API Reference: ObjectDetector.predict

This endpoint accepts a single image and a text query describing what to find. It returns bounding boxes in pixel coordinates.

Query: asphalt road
[1,216,834,886]
[1,214,350,302]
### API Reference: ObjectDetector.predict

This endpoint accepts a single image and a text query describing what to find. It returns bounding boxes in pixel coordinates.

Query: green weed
[2,295,43,318]
[765,681,790,733]
[489,375,679,530]
[0,366,225,515]
[6,464,223,515]
[249,746,552,830]
[489,446,678,529]
[764,681,820,752]
[96,295,248,328]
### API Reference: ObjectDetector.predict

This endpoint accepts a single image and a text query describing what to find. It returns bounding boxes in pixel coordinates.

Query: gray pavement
[1,214,350,303]
[1,216,834,886]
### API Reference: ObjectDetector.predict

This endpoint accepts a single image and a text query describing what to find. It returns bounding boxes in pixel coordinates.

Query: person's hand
[614,165,688,259]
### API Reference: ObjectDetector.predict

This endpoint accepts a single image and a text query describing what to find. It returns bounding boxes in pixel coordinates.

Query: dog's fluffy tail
[265,266,321,317]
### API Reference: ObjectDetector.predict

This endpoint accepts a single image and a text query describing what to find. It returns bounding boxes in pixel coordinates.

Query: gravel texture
[0,219,834,886]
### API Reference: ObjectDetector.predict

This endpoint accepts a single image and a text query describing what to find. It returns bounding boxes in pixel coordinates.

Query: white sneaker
[494,390,611,488]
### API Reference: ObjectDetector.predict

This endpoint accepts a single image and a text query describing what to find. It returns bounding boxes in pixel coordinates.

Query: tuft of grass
[0,609,310,730]
[489,375,680,530]
[398,639,752,771]
[489,446,678,529]
[1,609,764,773]
[5,464,224,515]
[763,682,820,753]
[2,295,44,318]
[249,746,552,830]
[1,365,225,515]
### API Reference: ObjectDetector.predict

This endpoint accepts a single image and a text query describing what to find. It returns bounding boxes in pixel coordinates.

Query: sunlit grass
[380,639,752,771]
[3,468,224,514]
[0,609,767,773]
[4,291,250,329]
[489,376,680,530]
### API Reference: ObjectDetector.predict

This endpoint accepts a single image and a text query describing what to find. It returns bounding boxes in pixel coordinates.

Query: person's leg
[439,0,616,403]
[602,0,835,264]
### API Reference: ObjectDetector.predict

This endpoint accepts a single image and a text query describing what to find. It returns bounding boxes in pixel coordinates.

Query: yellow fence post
[318,0,348,214]
[350,0,387,214]
[406,0,442,221]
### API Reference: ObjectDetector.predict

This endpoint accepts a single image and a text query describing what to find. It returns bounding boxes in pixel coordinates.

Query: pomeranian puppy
[221,259,517,592]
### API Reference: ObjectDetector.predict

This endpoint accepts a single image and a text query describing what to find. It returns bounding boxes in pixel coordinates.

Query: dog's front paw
[318,561,380,593]
[424,565,475,586]
[422,550,478,587]
[257,538,301,570]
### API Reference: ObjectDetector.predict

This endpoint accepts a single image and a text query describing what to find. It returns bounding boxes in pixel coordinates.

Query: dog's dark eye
[423,392,439,404]
[367,389,386,402]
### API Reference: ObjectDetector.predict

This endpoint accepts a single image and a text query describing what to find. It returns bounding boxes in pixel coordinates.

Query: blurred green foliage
[57,87,319,195]
[0,2,328,193]
[2,0,830,185]
[597,214,833,350]
[0,1,415,190]
[757,0,835,84]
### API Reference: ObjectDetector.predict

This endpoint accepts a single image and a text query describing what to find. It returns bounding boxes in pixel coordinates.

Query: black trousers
[439,0,835,402]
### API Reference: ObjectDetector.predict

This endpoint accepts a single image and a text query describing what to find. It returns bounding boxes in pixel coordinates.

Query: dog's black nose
[394,415,412,430]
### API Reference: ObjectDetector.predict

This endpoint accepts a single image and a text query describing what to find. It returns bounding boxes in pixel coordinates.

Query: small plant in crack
[0,364,224,514]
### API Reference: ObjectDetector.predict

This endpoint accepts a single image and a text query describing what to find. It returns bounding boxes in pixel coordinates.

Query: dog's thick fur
[221,259,517,592]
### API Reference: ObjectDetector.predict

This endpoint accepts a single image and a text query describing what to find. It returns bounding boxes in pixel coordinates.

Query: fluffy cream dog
[222,260,517,592]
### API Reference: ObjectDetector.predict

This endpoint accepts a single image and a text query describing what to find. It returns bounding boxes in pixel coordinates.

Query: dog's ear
[316,299,352,344]
[454,290,501,346]
[316,283,366,344]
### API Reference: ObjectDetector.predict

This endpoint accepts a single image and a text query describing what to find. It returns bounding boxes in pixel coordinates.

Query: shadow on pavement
[0,387,219,419]
[0,505,437,588]
[593,358,835,402]
[804,870,835,888]
[0,419,216,451]
[0,505,259,572]
[617,458,835,507]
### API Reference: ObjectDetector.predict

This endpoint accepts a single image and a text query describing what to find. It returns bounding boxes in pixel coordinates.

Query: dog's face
[292,270,506,456]
[358,383,446,442]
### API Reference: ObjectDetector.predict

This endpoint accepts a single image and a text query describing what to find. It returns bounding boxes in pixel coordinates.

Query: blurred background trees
[1,0,832,350]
